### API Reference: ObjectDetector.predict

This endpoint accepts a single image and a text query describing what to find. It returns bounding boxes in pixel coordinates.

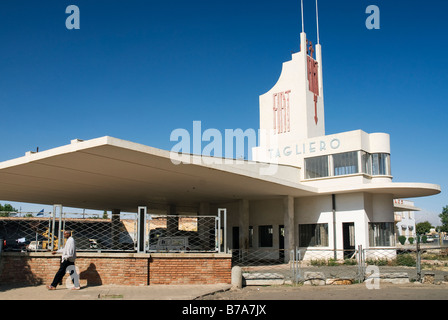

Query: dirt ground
[198,282,448,300]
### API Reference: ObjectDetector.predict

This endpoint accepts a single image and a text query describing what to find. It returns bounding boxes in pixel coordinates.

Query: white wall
[220,191,395,258]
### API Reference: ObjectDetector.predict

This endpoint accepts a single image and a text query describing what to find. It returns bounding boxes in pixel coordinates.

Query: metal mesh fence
[0,213,221,253]
[0,215,137,252]
[231,245,448,285]
[147,215,219,252]
[295,249,363,282]
[231,249,297,284]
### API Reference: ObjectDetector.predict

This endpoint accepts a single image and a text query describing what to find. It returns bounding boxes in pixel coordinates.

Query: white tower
[253,1,324,165]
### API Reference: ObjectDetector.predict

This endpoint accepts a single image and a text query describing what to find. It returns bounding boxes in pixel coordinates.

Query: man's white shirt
[58,236,76,262]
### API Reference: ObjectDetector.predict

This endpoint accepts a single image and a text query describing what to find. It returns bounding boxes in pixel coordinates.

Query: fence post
[217,210,222,253]
[218,208,227,253]
[357,245,365,283]
[137,206,147,253]
[416,234,422,282]
[292,247,302,284]
[292,248,297,284]
[50,207,56,251]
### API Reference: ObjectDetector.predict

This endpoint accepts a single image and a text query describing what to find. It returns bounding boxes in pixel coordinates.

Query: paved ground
[0,283,232,300]
[1,283,445,320]
[198,282,448,300]
[1,281,447,320]
[1,281,448,301]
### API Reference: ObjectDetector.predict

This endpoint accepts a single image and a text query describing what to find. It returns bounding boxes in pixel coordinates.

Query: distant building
[394,199,418,243]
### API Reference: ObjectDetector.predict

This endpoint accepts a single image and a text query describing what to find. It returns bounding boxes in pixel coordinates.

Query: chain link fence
[0,215,136,252]
[146,215,219,252]
[231,249,295,284]
[232,244,448,285]
[0,212,222,253]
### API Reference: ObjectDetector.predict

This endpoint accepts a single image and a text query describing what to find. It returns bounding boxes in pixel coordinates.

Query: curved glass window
[304,151,391,180]
[372,153,391,176]
[361,151,372,175]
[333,151,358,176]
[305,155,329,179]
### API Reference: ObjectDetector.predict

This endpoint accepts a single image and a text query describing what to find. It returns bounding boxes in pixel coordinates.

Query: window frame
[333,151,359,176]
[298,223,329,247]
[368,222,395,247]
[305,155,329,179]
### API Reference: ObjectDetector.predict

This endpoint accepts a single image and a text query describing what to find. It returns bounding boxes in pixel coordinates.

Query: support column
[51,204,63,251]
[238,199,250,250]
[283,196,295,261]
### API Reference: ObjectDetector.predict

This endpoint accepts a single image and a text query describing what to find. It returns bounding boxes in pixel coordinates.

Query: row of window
[300,222,395,247]
[241,222,395,248]
[305,151,391,179]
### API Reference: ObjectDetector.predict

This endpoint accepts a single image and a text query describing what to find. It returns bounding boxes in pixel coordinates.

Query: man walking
[47,230,80,290]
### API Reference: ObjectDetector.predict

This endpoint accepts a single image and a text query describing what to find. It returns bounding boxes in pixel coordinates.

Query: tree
[0,203,18,217]
[416,221,433,235]
[439,206,448,232]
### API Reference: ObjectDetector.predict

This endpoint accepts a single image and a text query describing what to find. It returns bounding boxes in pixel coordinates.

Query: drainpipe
[332,194,337,260]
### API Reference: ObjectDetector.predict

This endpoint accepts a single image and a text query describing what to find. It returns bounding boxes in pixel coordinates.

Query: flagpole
[316,0,320,44]
[301,0,305,33]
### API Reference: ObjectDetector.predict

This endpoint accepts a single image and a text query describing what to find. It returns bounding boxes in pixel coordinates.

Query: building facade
[223,30,439,260]
[0,18,441,264]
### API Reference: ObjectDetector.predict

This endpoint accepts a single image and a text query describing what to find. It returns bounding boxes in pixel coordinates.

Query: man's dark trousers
[51,260,75,288]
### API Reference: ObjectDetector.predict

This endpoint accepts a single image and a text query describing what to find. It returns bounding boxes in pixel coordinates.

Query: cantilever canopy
[0,136,441,213]
[0,137,316,212]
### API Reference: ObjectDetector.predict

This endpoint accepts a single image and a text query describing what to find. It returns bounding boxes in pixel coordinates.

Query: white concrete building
[0,10,441,262]
[245,29,440,260]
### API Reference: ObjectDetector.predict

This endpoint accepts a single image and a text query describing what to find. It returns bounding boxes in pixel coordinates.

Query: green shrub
[398,235,407,245]
[408,237,414,244]
[310,259,326,266]
[327,258,339,266]
[396,253,416,267]
[366,258,388,266]
[343,259,357,265]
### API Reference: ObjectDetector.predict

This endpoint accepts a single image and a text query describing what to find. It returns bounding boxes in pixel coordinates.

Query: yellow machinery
[40,229,64,250]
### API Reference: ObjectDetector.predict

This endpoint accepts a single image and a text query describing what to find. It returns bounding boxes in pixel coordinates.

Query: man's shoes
[46,285,56,290]
[71,286,81,290]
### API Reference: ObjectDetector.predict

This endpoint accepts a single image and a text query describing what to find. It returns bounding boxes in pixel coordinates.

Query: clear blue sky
[0,0,447,224]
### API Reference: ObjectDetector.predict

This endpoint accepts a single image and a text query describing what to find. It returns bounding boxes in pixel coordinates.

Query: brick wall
[149,254,232,285]
[0,252,231,286]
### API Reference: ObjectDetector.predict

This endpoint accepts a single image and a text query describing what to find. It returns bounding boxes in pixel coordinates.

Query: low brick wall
[149,253,232,285]
[0,252,231,286]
